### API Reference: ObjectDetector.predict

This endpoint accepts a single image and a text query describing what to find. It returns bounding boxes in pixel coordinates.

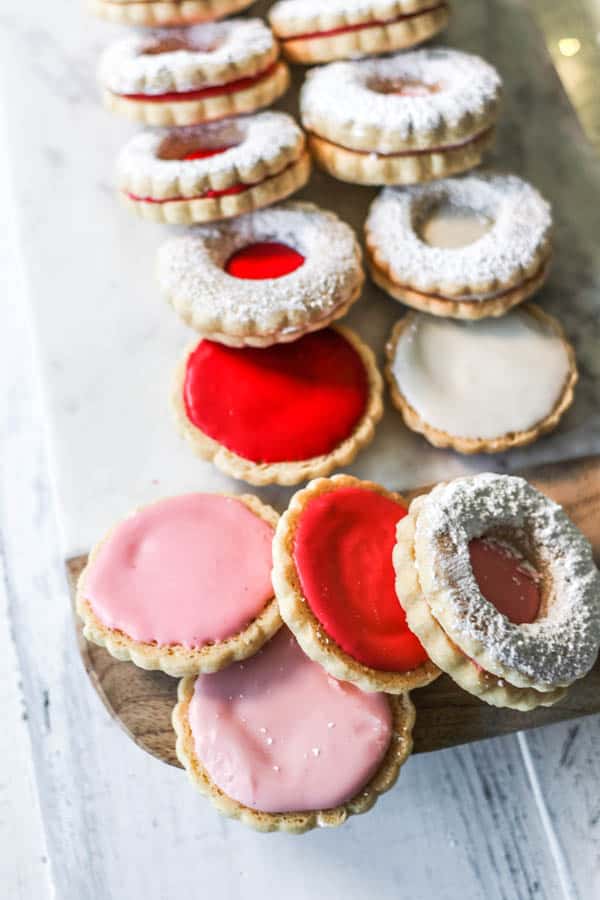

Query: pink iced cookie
[77,493,281,676]
[174,628,416,832]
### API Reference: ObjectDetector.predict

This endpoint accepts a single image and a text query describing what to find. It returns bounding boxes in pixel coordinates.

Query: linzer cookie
[117,113,310,225]
[393,474,600,709]
[90,0,256,27]
[269,0,449,64]
[172,326,383,485]
[173,627,415,832]
[98,20,289,126]
[76,493,280,676]
[157,202,363,344]
[366,175,552,317]
[273,476,439,692]
[300,49,501,184]
[385,305,577,454]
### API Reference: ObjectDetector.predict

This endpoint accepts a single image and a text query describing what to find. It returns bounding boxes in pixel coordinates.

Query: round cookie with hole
[272,474,440,692]
[173,627,416,832]
[98,19,289,126]
[90,0,256,27]
[393,473,600,710]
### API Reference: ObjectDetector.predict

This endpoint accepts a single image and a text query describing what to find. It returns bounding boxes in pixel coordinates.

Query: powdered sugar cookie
[157,202,363,345]
[393,474,600,709]
[366,175,552,317]
[91,0,255,27]
[98,20,289,126]
[272,475,439,693]
[117,112,310,225]
[385,305,577,455]
[269,0,449,64]
[173,627,415,832]
[300,49,501,184]
[77,493,280,677]
[172,325,383,485]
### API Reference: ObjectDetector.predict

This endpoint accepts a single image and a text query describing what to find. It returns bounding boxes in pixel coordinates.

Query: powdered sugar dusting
[98,19,276,95]
[367,175,552,296]
[157,201,362,336]
[300,49,502,145]
[271,0,431,29]
[416,474,600,684]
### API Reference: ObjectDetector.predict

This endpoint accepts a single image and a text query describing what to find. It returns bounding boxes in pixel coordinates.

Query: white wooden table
[2,2,600,898]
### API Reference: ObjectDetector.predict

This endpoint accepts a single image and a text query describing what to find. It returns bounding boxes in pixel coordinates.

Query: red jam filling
[293,487,429,672]
[183,146,235,161]
[225,242,305,280]
[183,329,369,463]
[117,61,278,102]
[284,4,444,42]
[469,538,541,625]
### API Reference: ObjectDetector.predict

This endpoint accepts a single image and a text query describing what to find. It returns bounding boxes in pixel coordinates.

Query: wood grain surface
[69,454,600,767]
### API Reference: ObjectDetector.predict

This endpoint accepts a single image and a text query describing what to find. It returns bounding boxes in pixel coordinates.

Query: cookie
[76,493,280,676]
[157,201,363,344]
[172,325,383,485]
[366,175,552,318]
[117,112,310,224]
[90,0,255,27]
[98,20,289,126]
[385,305,577,454]
[300,48,501,184]
[173,627,415,832]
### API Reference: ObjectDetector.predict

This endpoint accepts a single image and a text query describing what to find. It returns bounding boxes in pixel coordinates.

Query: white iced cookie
[393,473,600,709]
[269,0,450,64]
[300,48,501,184]
[385,305,577,454]
[366,174,553,318]
[98,20,289,126]
[117,113,310,225]
[157,202,364,345]
[90,0,256,28]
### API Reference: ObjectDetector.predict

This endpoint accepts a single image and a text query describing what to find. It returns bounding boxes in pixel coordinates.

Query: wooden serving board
[69,454,600,766]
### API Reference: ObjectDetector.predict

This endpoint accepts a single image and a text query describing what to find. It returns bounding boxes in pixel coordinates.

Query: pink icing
[188,628,393,813]
[84,494,274,648]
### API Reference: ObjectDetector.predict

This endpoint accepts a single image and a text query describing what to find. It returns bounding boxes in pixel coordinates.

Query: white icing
[391,309,570,439]
[415,474,600,684]
[117,112,303,198]
[157,201,362,335]
[270,0,436,32]
[98,19,276,96]
[300,49,502,147]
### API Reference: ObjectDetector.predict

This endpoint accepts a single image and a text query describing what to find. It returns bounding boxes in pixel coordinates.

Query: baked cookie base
[367,247,551,319]
[103,60,290,127]
[173,676,415,833]
[279,5,449,64]
[272,474,440,693]
[385,304,578,455]
[122,151,311,225]
[308,127,495,185]
[393,498,568,711]
[172,326,384,486]
[76,495,281,678]
[90,0,255,26]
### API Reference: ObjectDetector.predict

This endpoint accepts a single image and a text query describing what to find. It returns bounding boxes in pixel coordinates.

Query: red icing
[294,486,429,672]
[183,329,369,463]
[284,4,444,41]
[117,61,278,102]
[469,538,541,625]
[183,146,235,161]
[225,242,305,280]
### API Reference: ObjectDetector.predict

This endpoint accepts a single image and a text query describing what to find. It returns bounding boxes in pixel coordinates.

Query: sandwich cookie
[272,475,439,692]
[76,493,280,676]
[90,0,255,28]
[300,48,501,184]
[385,305,577,454]
[98,20,289,126]
[269,0,449,64]
[366,175,552,318]
[157,201,364,345]
[118,112,310,225]
[173,627,415,832]
[173,326,383,485]
[393,474,600,709]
